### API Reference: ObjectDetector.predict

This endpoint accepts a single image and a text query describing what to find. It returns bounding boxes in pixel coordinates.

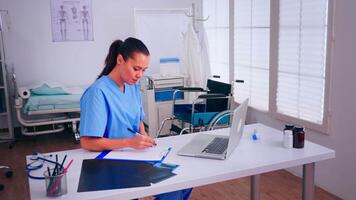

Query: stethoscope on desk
[26,152,61,180]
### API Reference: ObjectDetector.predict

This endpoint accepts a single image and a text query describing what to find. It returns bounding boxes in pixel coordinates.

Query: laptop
[177,98,249,160]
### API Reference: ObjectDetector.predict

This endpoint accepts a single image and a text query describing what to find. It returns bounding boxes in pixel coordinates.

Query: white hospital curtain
[277,0,328,124]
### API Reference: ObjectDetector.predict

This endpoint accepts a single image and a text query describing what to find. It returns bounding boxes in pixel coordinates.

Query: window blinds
[203,0,230,83]
[277,0,328,124]
[234,0,270,110]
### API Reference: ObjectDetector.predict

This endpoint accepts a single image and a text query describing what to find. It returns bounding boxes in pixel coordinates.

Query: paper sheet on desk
[103,146,170,162]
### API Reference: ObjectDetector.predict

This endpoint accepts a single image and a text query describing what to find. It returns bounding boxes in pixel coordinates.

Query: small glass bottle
[283,124,294,148]
[293,126,305,148]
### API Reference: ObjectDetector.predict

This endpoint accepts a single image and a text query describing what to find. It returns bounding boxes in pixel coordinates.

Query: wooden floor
[0,130,341,200]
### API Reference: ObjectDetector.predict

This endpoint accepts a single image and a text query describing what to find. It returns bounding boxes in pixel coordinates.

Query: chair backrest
[206,79,231,112]
[207,79,231,95]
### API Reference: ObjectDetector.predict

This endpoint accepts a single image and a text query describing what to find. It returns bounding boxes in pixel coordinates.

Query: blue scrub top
[79,76,145,139]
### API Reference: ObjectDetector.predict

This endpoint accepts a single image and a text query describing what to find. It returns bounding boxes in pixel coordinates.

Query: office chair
[157,79,233,137]
[0,165,13,191]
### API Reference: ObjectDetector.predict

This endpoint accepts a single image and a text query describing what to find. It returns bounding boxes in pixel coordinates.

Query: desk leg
[303,163,315,200]
[251,174,261,200]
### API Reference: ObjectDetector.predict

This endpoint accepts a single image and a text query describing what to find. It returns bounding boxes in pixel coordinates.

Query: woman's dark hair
[97,37,150,79]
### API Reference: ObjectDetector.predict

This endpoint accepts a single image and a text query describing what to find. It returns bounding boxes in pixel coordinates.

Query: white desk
[26,123,335,200]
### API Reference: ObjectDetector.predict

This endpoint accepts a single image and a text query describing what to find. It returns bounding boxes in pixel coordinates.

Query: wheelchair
[157,79,234,137]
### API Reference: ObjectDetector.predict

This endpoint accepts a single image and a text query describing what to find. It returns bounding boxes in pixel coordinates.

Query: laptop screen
[225,98,249,158]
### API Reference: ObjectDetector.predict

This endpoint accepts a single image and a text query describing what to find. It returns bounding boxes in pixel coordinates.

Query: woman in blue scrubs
[79,37,192,200]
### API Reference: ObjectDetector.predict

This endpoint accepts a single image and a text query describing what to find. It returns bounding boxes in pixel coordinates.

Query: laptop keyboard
[202,137,229,154]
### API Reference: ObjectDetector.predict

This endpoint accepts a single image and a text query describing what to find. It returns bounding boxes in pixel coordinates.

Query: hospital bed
[13,75,83,143]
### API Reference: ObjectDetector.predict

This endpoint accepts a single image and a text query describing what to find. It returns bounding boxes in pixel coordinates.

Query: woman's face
[117,52,149,85]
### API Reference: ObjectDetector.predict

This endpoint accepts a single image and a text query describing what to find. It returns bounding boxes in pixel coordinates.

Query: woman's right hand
[128,135,156,149]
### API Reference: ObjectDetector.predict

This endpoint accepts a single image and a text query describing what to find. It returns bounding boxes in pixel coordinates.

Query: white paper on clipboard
[103,146,171,162]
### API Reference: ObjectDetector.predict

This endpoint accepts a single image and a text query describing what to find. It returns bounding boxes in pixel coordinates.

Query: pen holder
[44,168,68,197]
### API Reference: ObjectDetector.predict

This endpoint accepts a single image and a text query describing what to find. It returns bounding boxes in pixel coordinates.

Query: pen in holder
[44,158,73,197]
[44,168,67,197]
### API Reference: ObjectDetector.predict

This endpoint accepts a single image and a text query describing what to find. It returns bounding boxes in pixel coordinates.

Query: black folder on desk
[77,159,177,192]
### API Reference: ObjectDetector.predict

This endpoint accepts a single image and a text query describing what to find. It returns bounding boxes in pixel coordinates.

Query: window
[234,0,270,111]
[231,0,331,132]
[203,0,230,83]
[276,0,329,126]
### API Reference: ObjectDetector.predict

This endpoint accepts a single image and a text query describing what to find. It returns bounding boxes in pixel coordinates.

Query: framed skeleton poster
[50,0,94,42]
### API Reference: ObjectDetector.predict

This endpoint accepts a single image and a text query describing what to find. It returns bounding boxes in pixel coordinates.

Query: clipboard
[95,147,172,163]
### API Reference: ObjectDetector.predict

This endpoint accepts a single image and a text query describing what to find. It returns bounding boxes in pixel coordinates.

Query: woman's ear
[117,54,124,65]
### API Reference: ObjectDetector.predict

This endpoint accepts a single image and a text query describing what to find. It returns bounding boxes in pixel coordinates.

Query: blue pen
[160,147,172,163]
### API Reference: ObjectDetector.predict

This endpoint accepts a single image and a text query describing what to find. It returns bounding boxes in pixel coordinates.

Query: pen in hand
[127,128,157,146]
[127,128,140,136]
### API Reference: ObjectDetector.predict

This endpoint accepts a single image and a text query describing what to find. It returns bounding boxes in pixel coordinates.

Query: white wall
[246,1,356,199]
[0,0,200,87]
